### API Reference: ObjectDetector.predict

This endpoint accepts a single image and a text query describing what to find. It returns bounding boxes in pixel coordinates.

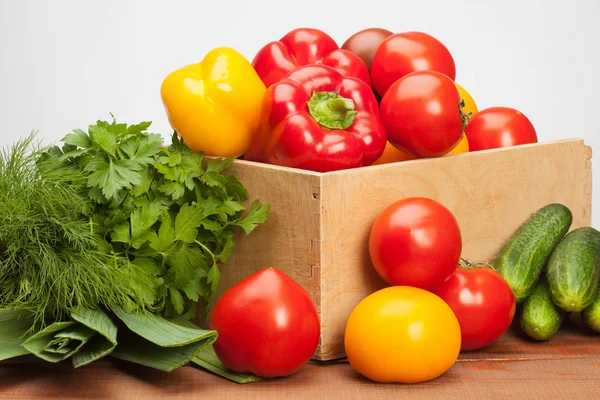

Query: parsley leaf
[207,265,220,299]
[89,125,118,158]
[159,181,186,200]
[169,287,185,315]
[149,214,176,254]
[174,204,204,243]
[50,117,270,322]
[206,157,234,174]
[111,222,131,245]
[224,175,248,201]
[233,200,271,234]
[120,133,163,165]
[130,202,165,248]
[86,157,143,200]
[62,129,92,149]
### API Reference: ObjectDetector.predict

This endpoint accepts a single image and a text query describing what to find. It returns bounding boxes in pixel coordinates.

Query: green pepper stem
[307,91,358,130]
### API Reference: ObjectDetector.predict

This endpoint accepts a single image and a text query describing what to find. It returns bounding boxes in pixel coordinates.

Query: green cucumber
[547,227,600,312]
[582,287,600,333]
[494,204,572,303]
[521,278,566,341]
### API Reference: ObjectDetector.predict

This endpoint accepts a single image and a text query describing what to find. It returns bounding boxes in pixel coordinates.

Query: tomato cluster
[346,197,516,383]
[342,28,538,163]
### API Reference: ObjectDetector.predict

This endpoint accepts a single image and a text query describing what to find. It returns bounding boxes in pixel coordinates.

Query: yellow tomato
[444,134,469,156]
[344,286,461,383]
[455,83,478,116]
[372,141,415,165]
[442,83,477,157]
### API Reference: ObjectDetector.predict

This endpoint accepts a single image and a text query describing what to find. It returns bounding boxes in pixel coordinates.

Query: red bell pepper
[252,28,371,88]
[244,64,386,173]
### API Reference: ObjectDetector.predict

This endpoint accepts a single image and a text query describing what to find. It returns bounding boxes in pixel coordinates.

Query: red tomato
[434,267,516,351]
[341,28,393,70]
[369,197,462,291]
[370,31,456,96]
[209,268,320,378]
[380,70,464,158]
[465,107,538,151]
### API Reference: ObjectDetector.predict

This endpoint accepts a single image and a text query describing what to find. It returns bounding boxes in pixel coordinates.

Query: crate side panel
[318,139,592,360]
[219,163,322,290]
[210,163,323,339]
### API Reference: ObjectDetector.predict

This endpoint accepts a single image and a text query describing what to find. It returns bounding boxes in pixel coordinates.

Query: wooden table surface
[1,322,599,400]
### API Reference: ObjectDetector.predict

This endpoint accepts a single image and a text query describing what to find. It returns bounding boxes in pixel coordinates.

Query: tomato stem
[459,257,496,271]
[458,99,473,131]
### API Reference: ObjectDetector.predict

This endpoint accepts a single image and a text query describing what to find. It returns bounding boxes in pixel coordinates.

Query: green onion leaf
[70,307,119,368]
[110,306,217,372]
[22,321,96,363]
[0,309,35,361]
[192,345,263,384]
[111,306,217,347]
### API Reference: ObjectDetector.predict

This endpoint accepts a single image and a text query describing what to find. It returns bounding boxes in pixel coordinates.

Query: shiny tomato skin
[209,268,320,378]
[435,267,516,351]
[465,107,538,151]
[345,286,461,383]
[369,197,462,291]
[341,28,394,70]
[380,70,464,158]
[370,31,456,96]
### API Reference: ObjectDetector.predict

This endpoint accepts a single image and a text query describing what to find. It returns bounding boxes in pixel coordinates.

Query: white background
[1,0,599,225]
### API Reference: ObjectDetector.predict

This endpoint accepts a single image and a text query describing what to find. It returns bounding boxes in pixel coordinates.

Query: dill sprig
[0,132,157,326]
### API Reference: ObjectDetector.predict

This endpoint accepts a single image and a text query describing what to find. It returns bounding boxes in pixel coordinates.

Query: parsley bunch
[47,118,270,319]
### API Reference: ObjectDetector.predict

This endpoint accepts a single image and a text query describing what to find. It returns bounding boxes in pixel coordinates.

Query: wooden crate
[216,139,592,361]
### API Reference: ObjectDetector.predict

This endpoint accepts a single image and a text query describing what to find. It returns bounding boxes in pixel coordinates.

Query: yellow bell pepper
[160,47,266,157]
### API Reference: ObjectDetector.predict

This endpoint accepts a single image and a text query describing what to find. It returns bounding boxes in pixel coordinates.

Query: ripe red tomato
[370,31,456,96]
[209,268,320,378]
[341,28,393,70]
[380,70,464,158]
[465,107,538,151]
[369,197,462,291]
[434,266,516,351]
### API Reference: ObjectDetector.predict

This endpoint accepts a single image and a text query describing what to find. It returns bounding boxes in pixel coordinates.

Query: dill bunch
[0,132,158,325]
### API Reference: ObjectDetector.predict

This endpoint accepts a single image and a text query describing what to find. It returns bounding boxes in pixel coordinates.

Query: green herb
[0,309,36,361]
[193,346,263,384]
[21,321,96,363]
[0,306,218,373]
[110,306,218,372]
[0,133,157,325]
[46,118,270,319]
[70,307,119,368]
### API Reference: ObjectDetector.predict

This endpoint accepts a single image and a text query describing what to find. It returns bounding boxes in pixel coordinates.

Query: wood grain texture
[211,139,592,360]
[209,160,326,351]
[319,139,592,359]
[1,327,599,400]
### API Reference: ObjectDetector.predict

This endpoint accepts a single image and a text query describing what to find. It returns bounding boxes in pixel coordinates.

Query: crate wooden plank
[213,139,592,361]
[1,327,598,400]
[318,138,592,359]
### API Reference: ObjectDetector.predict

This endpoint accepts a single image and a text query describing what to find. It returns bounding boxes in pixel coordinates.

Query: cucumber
[582,287,600,333]
[547,227,600,312]
[521,278,566,341]
[494,204,572,303]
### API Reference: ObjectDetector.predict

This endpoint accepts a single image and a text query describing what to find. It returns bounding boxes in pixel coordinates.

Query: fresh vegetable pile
[1,24,597,388]
[0,121,270,377]
[345,198,599,384]
[162,27,538,172]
